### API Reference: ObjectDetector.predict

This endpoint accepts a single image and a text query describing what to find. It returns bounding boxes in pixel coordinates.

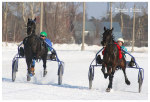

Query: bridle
[102,35,114,47]
[27,20,36,36]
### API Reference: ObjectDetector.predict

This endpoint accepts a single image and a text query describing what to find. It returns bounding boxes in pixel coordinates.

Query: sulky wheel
[138,70,143,93]
[88,67,94,89]
[58,63,63,85]
[12,59,18,82]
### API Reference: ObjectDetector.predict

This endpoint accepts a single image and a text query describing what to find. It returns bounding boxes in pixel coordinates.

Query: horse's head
[101,26,114,46]
[27,18,36,36]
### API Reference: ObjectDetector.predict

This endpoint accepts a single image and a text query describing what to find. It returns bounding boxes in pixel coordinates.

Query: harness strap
[114,42,122,59]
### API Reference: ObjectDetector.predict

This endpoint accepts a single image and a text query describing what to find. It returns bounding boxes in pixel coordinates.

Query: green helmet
[40,31,47,37]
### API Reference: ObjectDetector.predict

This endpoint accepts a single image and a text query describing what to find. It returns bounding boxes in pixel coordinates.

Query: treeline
[2,2,82,43]
[100,12,148,46]
[2,2,148,46]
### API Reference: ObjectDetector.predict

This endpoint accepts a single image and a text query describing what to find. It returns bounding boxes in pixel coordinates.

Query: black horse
[23,18,48,81]
[101,27,130,92]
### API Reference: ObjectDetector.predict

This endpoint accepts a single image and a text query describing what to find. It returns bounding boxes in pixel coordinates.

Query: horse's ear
[34,18,36,22]
[104,26,106,31]
[111,27,114,31]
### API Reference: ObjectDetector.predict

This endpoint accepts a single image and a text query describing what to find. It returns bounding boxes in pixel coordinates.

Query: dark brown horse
[101,27,130,92]
[23,18,48,81]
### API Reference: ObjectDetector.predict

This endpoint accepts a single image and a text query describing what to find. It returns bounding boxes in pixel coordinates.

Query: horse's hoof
[101,68,105,73]
[106,88,111,92]
[104,74,108,79]
[43,70,47,77]
[125,80,131,85]
[27,74,31,81]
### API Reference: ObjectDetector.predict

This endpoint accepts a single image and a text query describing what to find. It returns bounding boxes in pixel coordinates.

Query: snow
[2,42,148,100]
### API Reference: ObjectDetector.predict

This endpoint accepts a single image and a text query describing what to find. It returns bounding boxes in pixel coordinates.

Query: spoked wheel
[58,63,64,85]
[12,59,18,82]
[88,67,94,89]
[138,70,143,93]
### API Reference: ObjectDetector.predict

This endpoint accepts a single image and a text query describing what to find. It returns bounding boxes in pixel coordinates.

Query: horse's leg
[42,56,47,77]
[120,59,131,85]
[106,67,115,92]
[122,67,130,85]
[26,58,31,73]
[26,58,32,81]
[101,63,108,79]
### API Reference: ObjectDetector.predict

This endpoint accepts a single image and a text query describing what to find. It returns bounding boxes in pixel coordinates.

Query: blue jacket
[121,46,127,53]
[121,46,127,58]
[45,38,52,51]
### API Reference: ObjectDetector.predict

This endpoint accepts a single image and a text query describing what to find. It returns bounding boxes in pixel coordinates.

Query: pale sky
[81,2,147,19]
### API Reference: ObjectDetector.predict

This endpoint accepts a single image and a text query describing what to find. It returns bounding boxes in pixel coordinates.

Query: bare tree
[3,2,8,44]
[3,2,82,43]
[29,2,40,19]
[114,2,126,33]
[119,3,126,33]
[22,3,27,25]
